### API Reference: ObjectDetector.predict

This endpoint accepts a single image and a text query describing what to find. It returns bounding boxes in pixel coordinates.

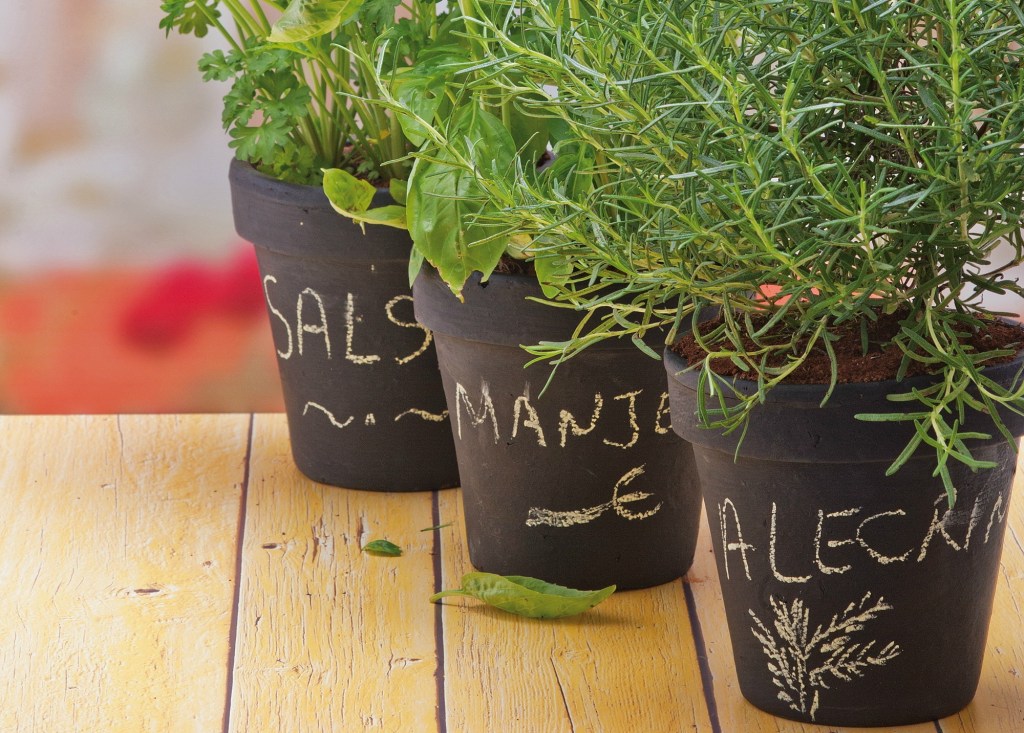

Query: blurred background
[0,2,282,413]
[2,3,1022,415]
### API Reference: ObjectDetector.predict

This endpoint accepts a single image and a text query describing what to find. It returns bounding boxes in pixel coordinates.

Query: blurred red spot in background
[0,245,283,414]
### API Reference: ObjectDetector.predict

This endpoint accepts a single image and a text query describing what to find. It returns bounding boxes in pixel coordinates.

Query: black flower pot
[414,266,702,590]
[665,347,1024,725]
[229,159,458,491]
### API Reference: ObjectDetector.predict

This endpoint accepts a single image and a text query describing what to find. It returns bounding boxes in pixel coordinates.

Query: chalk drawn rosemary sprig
[749,593,901,721]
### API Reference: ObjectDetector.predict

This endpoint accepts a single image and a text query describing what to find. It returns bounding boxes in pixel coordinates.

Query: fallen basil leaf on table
[430,572,615,618]
[420,522,452,532]
[362,539,402,557]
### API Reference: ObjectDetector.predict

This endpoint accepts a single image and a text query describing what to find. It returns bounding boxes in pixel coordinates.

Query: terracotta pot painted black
[229,159,458,490]
[414,266,702,590]
[665,346,1024,725]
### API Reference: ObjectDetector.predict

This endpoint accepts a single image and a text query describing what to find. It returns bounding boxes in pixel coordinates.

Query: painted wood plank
[943,457,1024,733]
[687,503,941,733]
[435,488,713,733]
[228,414,440,733]
[0,414,249,733]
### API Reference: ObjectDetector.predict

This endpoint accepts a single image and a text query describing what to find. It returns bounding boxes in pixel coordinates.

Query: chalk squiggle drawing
[394,408,450,423]
[303,402,353,429]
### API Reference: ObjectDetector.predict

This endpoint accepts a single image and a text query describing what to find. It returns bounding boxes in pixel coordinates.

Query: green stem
[429,590,469,602]
[246,0,273,34]
[196,4,246,55]
[220,0,263,39]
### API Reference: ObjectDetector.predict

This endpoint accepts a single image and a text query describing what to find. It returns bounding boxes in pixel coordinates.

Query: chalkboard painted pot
[414,266,702,590]
[229,159,458,491]
[664,346,1024,726]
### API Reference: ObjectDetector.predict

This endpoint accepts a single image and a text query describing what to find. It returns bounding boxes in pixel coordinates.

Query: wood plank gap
[683,578,722,733]
[222,413,255,733]
[431,489,448,733]
[934,721,944,733]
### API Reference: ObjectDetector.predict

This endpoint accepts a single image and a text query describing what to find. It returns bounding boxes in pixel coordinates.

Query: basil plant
[321,0,559,294]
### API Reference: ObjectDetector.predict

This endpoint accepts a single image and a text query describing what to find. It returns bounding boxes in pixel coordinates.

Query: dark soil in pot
[229,159,458,491]
[414,266,702,590]
[664,319,1024,726]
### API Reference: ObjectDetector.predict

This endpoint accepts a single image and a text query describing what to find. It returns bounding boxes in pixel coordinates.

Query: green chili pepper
[362,539,402,557]
[430,572,615,619]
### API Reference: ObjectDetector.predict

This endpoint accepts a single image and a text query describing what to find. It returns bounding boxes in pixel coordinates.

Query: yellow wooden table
[1,414,1021,732]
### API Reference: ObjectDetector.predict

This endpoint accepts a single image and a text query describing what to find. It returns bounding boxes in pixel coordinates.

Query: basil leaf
[324,168,409,230]
[362,539,402,556]
[507,93,550,169]
[408,246,426,288]
[324,168,375,212]
[389,178,408,205]
[430,572,615,619]
[420,522,452,532]
[349,205,408,229]
[534,251,573,299]
[389,48,469,147]
[407,106,516,294]
[268,0,364,44]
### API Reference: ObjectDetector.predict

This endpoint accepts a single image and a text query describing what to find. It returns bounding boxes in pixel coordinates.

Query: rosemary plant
[160,0,434,185]
[456,0,1024,500]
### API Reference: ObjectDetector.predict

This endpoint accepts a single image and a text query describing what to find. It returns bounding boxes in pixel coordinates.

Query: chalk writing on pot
[719,498,756,581]
[385,295,432,365]
[261,275,432,366]
[512,384,547,447]
[654,392,672,434]
[344,292,378,364]
[454,382,500,443]
[603,391,641,449]
[454,380,668,449]
[717,488,1010,584]
[750,593,901,721]
[526,465,662,527]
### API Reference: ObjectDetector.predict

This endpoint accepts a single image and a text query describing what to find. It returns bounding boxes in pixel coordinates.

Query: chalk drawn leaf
[362,539,402,557]
[430,572,615,619]
[749,592,901,721]
[526,465,661,528]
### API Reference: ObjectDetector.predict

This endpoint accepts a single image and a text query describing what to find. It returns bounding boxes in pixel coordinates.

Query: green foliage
[359,0,403,34]
[450,0,1024,500]
[321,0,558,294]
[362,539,403,556]
[161,0,436,184]
[430,572,615,618]
[159,0,221,37]
[324,167,408,227]
[407,106,518,291]
[267,0,362,43]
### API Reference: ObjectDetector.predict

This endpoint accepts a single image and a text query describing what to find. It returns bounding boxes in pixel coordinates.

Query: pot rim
[229,157,390,197]
[229,158,408,262]
[664,330,1024,407]
[414,265,671,350]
